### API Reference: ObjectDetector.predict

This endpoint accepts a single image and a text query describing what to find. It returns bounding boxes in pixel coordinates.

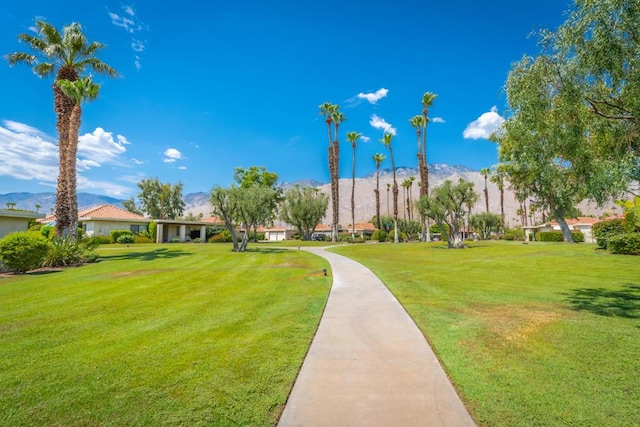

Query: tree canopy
[280,185,329,240]
[137,178,185,220]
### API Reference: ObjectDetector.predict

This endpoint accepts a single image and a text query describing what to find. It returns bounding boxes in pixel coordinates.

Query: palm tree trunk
[375,168,381,230]
[66,103,82,241]
[53,67,78,238]
[390,147,399,243]
[351,143,356,239]
[484,176,489,213]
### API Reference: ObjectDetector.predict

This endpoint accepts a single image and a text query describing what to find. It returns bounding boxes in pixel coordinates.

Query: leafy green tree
[137,178,185,219]
[6,20,118,238]
[372,153,386,230]
[381,133,399,243]
[417,179,478,248]
[122,197,143,215]
[233,166,281,241]
[469,212,503,240]
[210,186,241,251]
[280,185,329,240]
[347,131,362,238]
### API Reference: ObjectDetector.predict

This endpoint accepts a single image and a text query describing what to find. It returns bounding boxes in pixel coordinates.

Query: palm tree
[480,167,491,213]
[57,76,100,239]
[35,203,41,213]
[386,183,391,216]
[347,131,362,238]
[331,110,346,241]
[420,92,437,196]
[319,102,340,242]
[372,153,386,230]
[381,133,399,243]
[7,20,118,238]
[402,179,411,220]
[490,167,506,230]
[408,176,416,221]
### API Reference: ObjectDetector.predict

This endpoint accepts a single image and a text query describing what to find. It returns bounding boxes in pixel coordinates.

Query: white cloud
[77,128,128,170]
[131,158,145,165]
[361,135,371,143]
[178,166,187,170]
[163,148,182,163]
[463,106,505,140]
[432,117,446,124]
[108,4,146,69]
[131,39,145,52]
[369,115,397,136]
[357,88,389,104]
[0,121,132,195]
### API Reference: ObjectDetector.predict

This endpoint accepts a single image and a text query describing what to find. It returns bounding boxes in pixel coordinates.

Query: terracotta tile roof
[79,204,147,221]
[352,222,377,231]
[315,224,332,231]
[547,216,600,226]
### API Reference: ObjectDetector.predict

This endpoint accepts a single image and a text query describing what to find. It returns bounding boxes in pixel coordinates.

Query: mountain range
[1,164,618,227]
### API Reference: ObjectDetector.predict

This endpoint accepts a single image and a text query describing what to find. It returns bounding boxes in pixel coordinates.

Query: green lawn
[0,243,330,426]
[331,241,640,426]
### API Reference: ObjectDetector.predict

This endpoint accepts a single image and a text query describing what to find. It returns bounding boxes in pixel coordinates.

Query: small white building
[0,209,45,239]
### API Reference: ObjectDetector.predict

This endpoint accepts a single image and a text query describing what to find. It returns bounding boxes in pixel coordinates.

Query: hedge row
[536,231,584,242]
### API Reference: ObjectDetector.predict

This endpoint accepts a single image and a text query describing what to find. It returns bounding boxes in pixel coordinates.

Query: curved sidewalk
[278,246,475,427]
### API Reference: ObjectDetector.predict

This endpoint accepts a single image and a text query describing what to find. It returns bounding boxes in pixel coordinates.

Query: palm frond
[33,62,55,77]
[5,52,37,67]
[78,58,119,78]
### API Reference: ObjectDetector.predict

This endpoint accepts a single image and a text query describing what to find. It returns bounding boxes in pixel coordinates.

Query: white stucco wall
[82,220,147,237]
[0,217,31,239]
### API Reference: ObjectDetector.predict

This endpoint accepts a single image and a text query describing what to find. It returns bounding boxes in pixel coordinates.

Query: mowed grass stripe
[331,241,639,426]
[0,243,330,426]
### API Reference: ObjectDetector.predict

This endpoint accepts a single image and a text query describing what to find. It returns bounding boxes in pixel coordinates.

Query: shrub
[148,221,157,243]
[592,218,626,249]
[256,232,265,241]
[42,237,87,267]
[371,230,387,242]
[86,235,111,246]
[171,237,181,243]
[193,238,201,243]
[607,233,640,255]
[117,234,135,244]
[572,231,585,243]
[134,235,153,244]
[0,231,49,273]
[208,234,229,243]
[504,233,515,241]
[110,230,133,244]
[537,231,565,242]
[40,225,55,239]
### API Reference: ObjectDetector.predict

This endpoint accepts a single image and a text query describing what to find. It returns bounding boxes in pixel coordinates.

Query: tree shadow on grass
[100,248,192,262]
[565,284,640,319]
[246,248,288,255]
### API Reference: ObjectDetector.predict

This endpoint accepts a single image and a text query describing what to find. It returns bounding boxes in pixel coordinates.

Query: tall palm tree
[490,167,506,230]
[402,179,410,220]
[319,102,340,242]
[57,76,100,239]
[381,133,399,243]
[331,110,346,241]
[409,115,426,193]
[372,153,386,230]
[7,20,118,238]
[408,176,416,221]
[347,131,362,238]
[480,167,491,213]
[386,183,391,216]
[420,92,437,196]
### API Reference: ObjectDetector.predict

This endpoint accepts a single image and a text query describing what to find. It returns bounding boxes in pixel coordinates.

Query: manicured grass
[0,243,330,426]
[331,241,640,426]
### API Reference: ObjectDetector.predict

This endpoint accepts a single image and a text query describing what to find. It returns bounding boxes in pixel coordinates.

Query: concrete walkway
[278,247,475,427]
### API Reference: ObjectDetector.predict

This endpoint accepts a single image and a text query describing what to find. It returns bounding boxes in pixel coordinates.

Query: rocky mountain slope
[2,164,620,227]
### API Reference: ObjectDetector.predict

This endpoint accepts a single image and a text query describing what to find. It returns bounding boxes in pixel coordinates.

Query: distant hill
[0,192,124,214]
[1,162,620,225]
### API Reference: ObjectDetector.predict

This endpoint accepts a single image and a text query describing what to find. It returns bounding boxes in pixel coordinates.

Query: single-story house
[155,219,209,243]
[313,224,334,239]
[0,209,45,239]
[39,204,149,237]
[524,216,601,243]
[348,222,377,238]
[264,227,297,241]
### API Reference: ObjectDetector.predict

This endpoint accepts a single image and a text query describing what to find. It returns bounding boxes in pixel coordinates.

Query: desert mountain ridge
[1,164,622,228]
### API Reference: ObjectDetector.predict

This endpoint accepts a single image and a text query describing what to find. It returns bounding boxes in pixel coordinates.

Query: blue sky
[0,0,570,198]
